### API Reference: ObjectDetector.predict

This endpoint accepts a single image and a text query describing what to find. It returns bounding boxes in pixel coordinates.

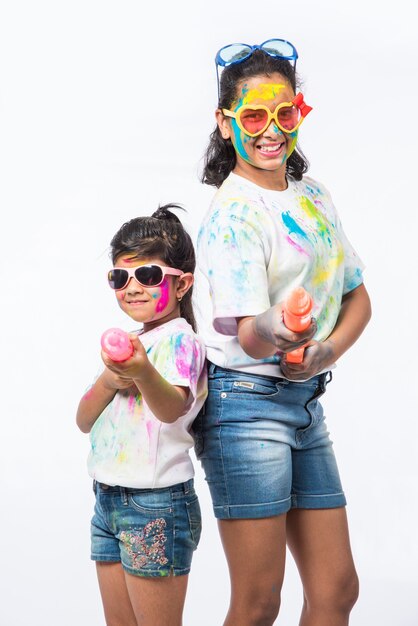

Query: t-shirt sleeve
[316,180,366,296]
[200,201,271,335]
[333,211,365,295]
[150,331,206,401]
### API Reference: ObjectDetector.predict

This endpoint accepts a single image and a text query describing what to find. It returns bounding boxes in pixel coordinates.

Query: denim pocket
[186,496,202,549]
[129,490,173,515]
[225,377,284,398]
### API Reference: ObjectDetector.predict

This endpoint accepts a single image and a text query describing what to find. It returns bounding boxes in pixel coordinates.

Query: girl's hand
[101,334,150,382]
[254,304,317,353]
[279,339,335,381]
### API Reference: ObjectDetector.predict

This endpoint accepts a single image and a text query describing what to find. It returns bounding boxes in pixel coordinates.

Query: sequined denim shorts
[91,479,201,577]
[192,363,346,519]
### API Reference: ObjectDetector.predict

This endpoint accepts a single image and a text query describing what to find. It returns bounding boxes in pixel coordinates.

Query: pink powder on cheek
[155,279,170,312]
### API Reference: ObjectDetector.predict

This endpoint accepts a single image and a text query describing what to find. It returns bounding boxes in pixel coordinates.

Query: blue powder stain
[231,119,249,160]
[281,211,309,241]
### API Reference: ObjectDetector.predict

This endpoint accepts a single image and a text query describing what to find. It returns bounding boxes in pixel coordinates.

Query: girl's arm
[237,304,317,359]
[76,369,133,433]
[280,283,372,380]
[102,335,189,424]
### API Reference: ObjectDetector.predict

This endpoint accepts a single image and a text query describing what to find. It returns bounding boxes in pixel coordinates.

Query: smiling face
[217,73,299,189]
[113,255,189,332]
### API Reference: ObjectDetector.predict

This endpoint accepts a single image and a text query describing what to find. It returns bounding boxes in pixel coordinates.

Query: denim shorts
[192,363,346,519]
[91,479,201,577]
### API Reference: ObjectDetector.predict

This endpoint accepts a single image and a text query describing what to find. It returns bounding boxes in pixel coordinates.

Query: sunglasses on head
[108,264,183,290]
[222,92,312,137]
[215,39,298,101]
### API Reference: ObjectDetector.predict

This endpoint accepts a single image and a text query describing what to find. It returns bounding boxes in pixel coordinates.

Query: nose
[126,277,144,293]
[264,119,283,137]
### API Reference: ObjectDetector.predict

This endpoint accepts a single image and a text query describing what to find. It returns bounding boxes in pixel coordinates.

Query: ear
[176,273,194,301]
[215,108,231,140]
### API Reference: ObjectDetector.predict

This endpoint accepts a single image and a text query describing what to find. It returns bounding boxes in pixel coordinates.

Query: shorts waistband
[207,361,286,382]
[94,478,194,495]
[207,361,332,387]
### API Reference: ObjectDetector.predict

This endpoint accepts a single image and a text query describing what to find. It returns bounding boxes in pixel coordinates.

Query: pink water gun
[101,328,134,362]
[283,287,314,364]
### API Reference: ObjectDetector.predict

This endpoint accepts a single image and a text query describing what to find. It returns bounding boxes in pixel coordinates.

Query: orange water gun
[283,287,314,363]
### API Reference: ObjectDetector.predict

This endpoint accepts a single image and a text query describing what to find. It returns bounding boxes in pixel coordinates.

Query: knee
[306,568,359,615]
[231,589,281,626]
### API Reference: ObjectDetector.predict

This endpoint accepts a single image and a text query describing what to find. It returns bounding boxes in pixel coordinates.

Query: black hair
[110,204,197,331]
[201,49,309,188]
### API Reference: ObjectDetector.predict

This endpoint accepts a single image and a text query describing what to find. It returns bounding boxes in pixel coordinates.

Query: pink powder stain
[155,279,170,312]
[128,394,136,412]
[286,235,309,256]
[83,388,94,401]
[175,336,199,385]
[146,420,153,438]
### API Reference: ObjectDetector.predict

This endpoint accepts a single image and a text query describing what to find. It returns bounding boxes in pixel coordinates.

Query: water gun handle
[283,287,314,364]
[101,328,134,362]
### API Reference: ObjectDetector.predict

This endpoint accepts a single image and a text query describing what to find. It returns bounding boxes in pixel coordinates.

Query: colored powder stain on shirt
[128,394,136,412]
[299,196,332,246]
[285,235,309,256]
[281,211,310,241]
[174,334,191,371]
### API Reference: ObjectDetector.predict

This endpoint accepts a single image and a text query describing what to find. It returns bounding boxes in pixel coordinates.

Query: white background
[1,1,417,624]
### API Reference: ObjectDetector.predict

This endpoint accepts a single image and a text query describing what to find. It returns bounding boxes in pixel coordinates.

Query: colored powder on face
[240,83,286,106]
[286,130,298,159]
[231,119,252,161]
[155,279,170,312]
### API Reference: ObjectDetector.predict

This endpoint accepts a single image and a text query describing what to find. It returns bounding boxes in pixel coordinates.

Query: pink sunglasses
[108,264,183,290]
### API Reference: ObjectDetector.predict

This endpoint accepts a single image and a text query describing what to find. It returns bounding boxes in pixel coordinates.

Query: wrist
[132,360,155,385]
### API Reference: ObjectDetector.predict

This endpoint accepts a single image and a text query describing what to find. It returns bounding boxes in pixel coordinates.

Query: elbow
[76,411,92,434]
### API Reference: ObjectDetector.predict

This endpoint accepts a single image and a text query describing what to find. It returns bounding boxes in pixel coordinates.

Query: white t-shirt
[194,172,365,377]
[87,318,207,489]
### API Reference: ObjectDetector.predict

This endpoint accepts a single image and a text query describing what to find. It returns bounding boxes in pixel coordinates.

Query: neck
[233,161,288,191]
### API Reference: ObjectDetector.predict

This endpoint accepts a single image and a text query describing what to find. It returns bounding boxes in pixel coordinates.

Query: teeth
[259,144,281,152]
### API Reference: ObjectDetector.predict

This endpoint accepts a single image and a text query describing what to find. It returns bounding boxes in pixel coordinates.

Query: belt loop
[121,487,128,505]
[208,361,217,376]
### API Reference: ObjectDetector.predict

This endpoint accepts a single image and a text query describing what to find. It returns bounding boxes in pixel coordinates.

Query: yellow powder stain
[242,83,286,105]
[312,248,345,286]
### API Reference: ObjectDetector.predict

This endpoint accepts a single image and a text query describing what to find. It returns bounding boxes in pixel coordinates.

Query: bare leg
[286,508,359,626]
[218,516,287,626]
[124,572,189,626]
[96,562,137,626]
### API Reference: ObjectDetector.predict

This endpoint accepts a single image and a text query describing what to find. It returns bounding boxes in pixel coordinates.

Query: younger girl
[76,205,207,626]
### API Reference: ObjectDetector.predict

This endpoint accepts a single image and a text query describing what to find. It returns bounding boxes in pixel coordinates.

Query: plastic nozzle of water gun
[101,328,134,362]
[283,287,314,364]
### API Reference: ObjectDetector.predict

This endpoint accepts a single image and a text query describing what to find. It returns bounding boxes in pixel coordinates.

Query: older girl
[194,40,371,626]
